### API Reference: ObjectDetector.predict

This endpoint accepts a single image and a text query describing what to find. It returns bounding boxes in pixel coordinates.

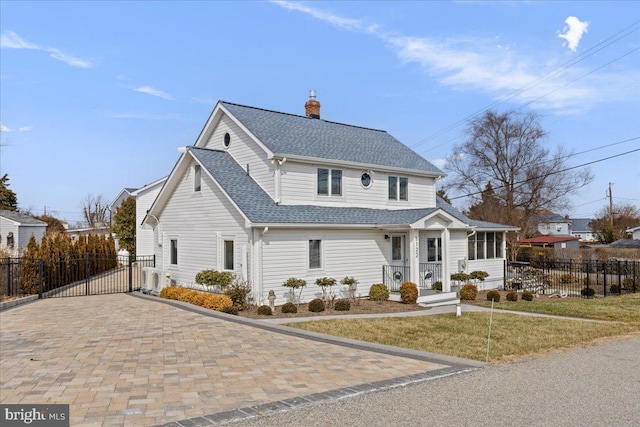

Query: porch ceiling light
[384,234,390,241]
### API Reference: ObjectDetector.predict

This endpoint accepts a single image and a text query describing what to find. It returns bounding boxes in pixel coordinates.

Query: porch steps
[389,291,459,307]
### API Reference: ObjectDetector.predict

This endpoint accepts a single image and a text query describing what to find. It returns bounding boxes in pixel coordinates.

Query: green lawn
[477,293,640,322]
[286,294,640,363]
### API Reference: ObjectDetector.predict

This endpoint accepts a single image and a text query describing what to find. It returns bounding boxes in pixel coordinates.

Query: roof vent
[305,90,320,119]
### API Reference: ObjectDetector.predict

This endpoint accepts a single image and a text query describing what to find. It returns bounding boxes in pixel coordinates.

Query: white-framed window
[388,176,408,201]
[223,240,234,271]
[170,238,178,265]
[468,232,504,260]
[317,168,342,196]
[194,165,202,192]
[309,239,322,269]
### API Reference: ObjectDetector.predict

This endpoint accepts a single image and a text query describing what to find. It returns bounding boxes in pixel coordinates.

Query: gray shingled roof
[220,102,444,175]
[570,218,593,232]
[189,147,508,229]
[0,210,47,226]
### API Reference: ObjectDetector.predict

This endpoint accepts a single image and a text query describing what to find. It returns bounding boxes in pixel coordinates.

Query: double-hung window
[388,176,408,201]
[427,238,442,262]
[317,168,342,196]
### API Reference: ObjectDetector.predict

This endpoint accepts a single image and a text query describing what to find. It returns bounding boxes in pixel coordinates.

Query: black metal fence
[1,255,155,299]
[504,259,638,297]
[383,263,443,291]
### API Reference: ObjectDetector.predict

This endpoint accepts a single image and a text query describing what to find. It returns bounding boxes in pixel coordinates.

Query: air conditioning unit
[141,268,171,295]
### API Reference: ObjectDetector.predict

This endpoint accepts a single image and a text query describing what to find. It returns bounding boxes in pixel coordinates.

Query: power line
[410,20,640,153]
[449,147,640,201]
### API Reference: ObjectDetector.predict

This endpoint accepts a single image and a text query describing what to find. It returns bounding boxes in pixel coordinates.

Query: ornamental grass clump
[308,298,326,313]
[486,290,501,302]
[399,281,418,304]
[459,283,478,301]
[160,286,232,312]
[369,283,389,303]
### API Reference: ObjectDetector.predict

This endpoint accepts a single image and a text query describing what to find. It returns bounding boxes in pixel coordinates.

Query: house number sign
[415,235,419,258]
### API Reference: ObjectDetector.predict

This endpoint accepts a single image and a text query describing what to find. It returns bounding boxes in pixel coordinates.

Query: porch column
[442,228,451,292]
[409,228,420,285]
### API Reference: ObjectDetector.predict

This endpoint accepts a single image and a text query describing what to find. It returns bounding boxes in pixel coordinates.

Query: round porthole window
[223,133,231,148]
[361,171,372,188]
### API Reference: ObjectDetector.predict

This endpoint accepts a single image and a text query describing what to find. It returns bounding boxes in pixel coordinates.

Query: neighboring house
[0,210,47,256]
[537,213,571,235]
[519,235,580,249]
[110,187,138,222]
[66,225,111,241]
[143,96,517,306]
[626,226,640,240]
[131,177,167,256]
[570,218,596,242]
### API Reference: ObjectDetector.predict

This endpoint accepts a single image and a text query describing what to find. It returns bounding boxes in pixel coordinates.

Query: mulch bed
[237,299,428,319]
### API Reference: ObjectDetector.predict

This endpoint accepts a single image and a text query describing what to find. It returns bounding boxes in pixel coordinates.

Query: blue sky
[1,1,638,225]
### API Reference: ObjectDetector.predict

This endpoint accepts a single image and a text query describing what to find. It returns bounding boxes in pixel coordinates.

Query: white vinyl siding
[261,229,387,305]
[204,114,275,198]
[280,161,436,209]
[154,158,250,285]
[135,180,165,257]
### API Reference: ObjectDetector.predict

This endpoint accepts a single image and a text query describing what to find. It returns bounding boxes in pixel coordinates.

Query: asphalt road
[230,334,640,427]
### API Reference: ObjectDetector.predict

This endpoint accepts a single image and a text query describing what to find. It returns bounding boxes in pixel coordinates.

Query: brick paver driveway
[0,294,456,426]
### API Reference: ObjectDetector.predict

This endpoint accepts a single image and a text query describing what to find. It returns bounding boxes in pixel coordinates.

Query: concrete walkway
[0,294,480,426]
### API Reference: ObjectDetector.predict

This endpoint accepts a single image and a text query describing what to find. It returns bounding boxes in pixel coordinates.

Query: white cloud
[0,123,10,132]
[133,86,173,100]
[558,16,589,52]
[19,126,32,132]
[272,2,634,115]
[0,30,95,68]
[432,158,447,170]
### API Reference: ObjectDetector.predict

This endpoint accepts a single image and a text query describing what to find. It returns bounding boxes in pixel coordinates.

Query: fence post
[128,257,133,293]
[6,258,11,297]
[85,253,90,296]
[586,261,590,296]
[38,259,43,299]
[602,261,607,297]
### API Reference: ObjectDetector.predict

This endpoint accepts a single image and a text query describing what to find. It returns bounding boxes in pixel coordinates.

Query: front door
[391,234,406,266]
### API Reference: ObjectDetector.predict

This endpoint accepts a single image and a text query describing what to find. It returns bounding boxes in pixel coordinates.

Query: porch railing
[383,263,443,291]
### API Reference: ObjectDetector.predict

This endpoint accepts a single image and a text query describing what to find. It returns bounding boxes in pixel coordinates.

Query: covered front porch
[382,263,460,306]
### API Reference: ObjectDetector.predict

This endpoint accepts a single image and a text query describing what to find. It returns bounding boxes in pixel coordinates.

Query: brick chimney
[305,90,320,119]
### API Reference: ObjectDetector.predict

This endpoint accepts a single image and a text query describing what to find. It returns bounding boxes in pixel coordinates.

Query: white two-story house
[143,95,516,305]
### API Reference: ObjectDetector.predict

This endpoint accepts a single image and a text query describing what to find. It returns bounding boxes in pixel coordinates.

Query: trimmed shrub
[609,285,621,293]
[281,302,298,314]
[177,289,199,304]
[581,287,596,298]
[283,277,307,303]
[559,274,574,284]
[459,283,478,301]
[622,278,635,291]
[221,305,239,315]
[506,291,518,302]
[432,281,443,291]
[308,298,325,313]
[522,290,534,301]
[200,294,233,311]
[195,270,234,289]
[399,281,419,304]
[224,280,252,309]
[486,290,501,302]
[159,286,180,300]
[470,271,489,282]
[369,283,390,302]
[334,300,351,311]
[257,305,272,315]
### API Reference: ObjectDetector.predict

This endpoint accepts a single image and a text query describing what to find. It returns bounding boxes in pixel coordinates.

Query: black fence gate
[1,255,155,299]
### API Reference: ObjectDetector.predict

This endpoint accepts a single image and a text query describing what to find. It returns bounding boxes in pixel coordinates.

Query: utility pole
[607,182,614,228]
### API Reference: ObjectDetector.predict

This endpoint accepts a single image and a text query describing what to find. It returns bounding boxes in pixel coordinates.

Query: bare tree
[81,193,109,228]
[446,110,593,242]
[590,202,640,244]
